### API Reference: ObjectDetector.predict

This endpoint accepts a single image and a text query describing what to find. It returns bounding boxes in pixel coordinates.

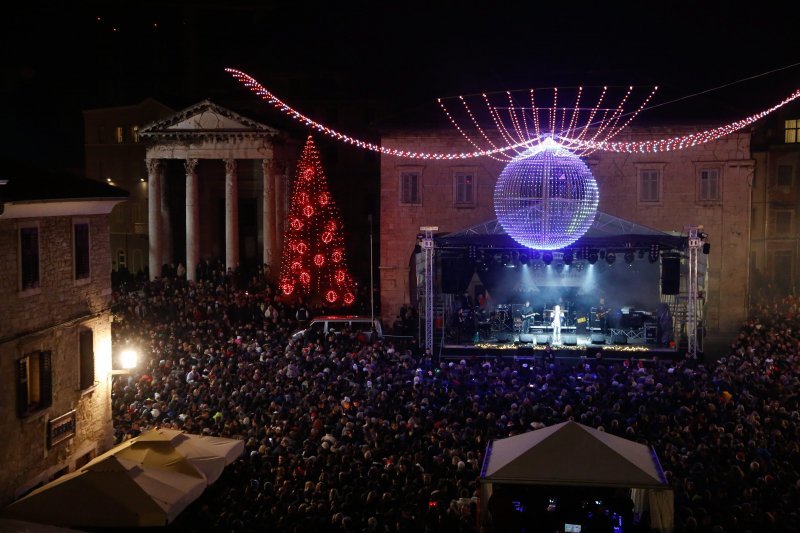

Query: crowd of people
[109,267,800,532]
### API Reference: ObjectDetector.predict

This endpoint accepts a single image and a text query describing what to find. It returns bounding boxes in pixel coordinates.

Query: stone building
[750,100,800,301]
[83,98,175,278]
[380,128,753,350]
[0,162,127,504]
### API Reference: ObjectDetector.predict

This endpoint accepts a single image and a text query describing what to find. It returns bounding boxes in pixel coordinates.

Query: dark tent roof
[435,211,685,251]
[0,160,128,202]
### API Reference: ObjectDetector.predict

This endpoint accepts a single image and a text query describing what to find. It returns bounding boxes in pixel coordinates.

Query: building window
[773,250,794,290]
[400,171,421,205]
[79,329,95,390]
[773,209,793,235]
[777,165,794,188]
[20,226,40,290]
[454,172,475,206]
[132,125,140,143]
[16,351,52,418]
[639,169,661,203]
[698,168,721,202]
[786,119,799,143]
[117,249,127,269]
[115,126,124,143]
[74,222,90,280]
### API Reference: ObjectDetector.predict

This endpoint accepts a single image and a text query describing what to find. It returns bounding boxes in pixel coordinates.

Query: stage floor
[440,331,680,360]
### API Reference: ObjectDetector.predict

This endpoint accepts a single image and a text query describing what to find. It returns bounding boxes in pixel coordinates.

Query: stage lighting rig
[606,252,616,265]
[624,251,635,265]
[542,252,554,266]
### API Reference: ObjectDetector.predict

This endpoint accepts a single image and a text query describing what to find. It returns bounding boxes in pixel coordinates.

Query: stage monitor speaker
[562,334,578,346]
[661,253,680,295]
[536,334,551,345]
[496,332,514,343]
[611,333,628,345]
[590,333,606,344]
[519,333,535,343]
[644,323,658,342]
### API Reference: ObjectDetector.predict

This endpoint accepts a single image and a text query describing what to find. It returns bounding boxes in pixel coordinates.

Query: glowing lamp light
[300,272,311,285]
[303,205,315,217]
[326,290,338,303]
[332,250,343,263]
[314,254,325,267]
[494,138,598,250]
[321,232,333,244]
[282,283,294,295]
[343,293,355,305]
[335,270,346,283]
[120,349,138,370]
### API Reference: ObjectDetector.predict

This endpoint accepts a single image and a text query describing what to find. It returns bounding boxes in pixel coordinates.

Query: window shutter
[40,351,53,408]
[79,330,95,389]
[16,358,28,417]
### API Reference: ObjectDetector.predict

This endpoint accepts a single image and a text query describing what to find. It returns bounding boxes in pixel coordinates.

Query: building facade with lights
[0,163,126,504]
[750,101,800,300]
[380,128,753,351]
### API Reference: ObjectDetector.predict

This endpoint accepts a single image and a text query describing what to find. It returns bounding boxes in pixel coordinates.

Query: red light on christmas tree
[279,136,356,305]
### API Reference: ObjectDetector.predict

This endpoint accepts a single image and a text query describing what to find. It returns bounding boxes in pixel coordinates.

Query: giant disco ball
[494,139,599,250]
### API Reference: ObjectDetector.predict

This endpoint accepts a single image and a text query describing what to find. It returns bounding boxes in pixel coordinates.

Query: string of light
[227,67,535,160]
[558,88,800,153]
[227,68,800,159]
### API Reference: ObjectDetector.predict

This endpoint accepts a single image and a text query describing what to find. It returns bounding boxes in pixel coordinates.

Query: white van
[290,315,383,342]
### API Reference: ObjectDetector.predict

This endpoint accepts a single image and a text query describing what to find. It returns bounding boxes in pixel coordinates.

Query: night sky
[3,2,799,171]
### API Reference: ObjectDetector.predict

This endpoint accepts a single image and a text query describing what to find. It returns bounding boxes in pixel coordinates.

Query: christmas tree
[279,136,356,305]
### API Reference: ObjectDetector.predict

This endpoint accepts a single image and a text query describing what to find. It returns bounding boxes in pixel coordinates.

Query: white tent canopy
[1,429,244,529]
[2,455,205,527]
[142,428,245,483]
[480,421,673,532]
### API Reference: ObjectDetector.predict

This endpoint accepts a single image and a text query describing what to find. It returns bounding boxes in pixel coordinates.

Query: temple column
[160,169,173,267]
[185,158,200,282]
[262,158,277,278]
[224,159,239,271]
[146,158,163,280]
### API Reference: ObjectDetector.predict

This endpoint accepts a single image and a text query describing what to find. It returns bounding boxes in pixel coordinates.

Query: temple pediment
[139,99,278,138]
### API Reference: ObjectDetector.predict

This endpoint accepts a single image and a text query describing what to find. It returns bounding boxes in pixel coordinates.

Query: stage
[439,328,681,361]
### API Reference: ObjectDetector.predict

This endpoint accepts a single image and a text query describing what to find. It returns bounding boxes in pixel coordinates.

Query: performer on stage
[519,300,536,333]
[595,297,609,334]
[551,304,566,344]
[456,305,473,344]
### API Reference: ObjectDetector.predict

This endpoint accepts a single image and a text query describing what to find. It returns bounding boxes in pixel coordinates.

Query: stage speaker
[536,334,551,345]
[661,253,680,295]
[645,323,658,342]
[591,333,606,344]
[590,333,606,344]
[519,333,535,343]
[611,333,628,345]
[562,334,578,346]
[496,332,514,343]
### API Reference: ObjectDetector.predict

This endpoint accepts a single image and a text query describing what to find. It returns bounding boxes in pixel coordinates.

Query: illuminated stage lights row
[473,247,661,267]
[227,67,799,159]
